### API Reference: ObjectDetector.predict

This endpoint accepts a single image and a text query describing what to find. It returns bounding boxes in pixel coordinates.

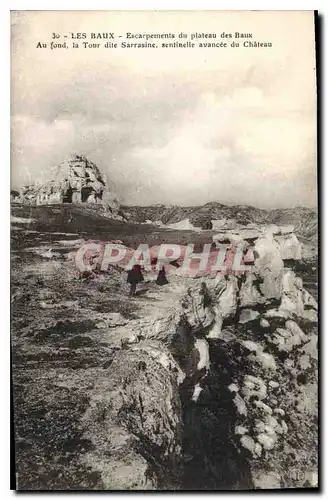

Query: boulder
[239,309,260,324]
[277,269,317,323]
[235,425,248,435]
[269,322,307,352]
[241,375,267,401]
[257,433,277,450]
[280,270,304,313]
[279,225,295,235]
[260,318,270,329]
[240,435,256,454]
[215,276,238,317]
[211,219,228,231]
[81,344,184,490]
[303,289,318,310]
[273,233,302,261]
[240,234,284,306]
[252,234,284,301]
[261,224,280,235]
[239,274,263,307]
[213,228,260,244]
[183,338,210,378]
[211,218,237,231]
[201,220,213,230]
[166,219,201,231]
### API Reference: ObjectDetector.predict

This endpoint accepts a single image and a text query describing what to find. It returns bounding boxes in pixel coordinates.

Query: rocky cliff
[76,227,317,489]
[123,202,318,247]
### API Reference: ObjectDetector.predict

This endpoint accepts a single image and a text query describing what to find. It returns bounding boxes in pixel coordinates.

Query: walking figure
[156,266,169,286]
[127,264,144,296]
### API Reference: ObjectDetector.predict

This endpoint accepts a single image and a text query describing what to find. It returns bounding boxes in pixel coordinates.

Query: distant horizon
[10,162,318,211]
[121,200,318,211]
[11,184,317,212]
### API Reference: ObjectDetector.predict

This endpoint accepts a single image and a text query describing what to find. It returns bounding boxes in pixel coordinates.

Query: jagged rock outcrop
[165,219,202,232]
[17,155,120,214]
[80,343,184,490]
[61,220,317,489]
[213,225,302,262]
[80,262,317,488]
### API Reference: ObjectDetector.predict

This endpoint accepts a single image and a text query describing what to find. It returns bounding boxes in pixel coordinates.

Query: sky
[11,10,317,208]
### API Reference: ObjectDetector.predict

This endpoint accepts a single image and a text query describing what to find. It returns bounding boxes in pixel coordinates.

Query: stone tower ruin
[18,155,118,209]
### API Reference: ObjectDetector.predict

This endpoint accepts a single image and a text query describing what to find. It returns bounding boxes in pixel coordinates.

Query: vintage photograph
[11,10,318,490]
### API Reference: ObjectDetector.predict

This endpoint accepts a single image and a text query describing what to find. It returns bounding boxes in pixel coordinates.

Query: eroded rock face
[74,221,316,490]
[274,233,302,261]
[80,343,184,490]
[18,155,120,213]
[213,225,302,264]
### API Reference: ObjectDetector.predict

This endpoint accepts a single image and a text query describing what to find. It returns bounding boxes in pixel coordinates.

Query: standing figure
[127,264,144,296]
[156,266,169,286]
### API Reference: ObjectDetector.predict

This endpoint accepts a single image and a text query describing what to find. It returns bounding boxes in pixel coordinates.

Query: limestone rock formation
[90,223,316,488]
[165,219,202,231]
[81,343,184,490]
[213,225,302,261]
[90,260,317,488]
[12,211,318,489]
[17,155,120,213]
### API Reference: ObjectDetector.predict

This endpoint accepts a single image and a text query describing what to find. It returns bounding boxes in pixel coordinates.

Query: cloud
[125,83,316,207]
[11,11,317,208]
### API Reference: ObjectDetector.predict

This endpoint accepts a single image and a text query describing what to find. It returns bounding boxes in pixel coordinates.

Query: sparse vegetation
[11,203,318,490]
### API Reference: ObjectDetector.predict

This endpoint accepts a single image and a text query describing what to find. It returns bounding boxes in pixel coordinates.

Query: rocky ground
[11,203,318,491]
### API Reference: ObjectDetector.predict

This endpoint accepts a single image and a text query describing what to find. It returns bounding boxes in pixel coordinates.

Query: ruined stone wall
[17,155,118,209]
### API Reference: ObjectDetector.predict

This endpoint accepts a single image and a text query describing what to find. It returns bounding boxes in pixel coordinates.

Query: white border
[3,1,325,10]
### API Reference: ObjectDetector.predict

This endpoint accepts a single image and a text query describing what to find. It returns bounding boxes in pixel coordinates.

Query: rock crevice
[79,227,317,489]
